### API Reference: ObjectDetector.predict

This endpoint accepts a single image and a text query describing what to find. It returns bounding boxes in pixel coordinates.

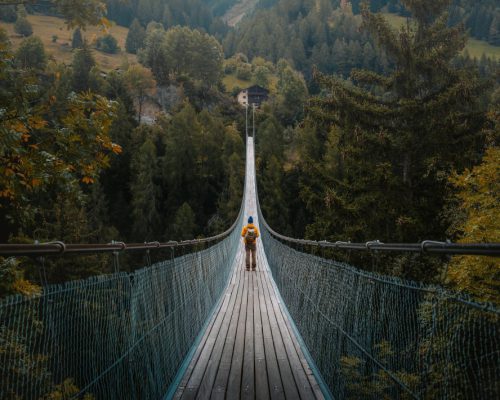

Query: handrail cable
[260,220,500,257]
[0,215,242,257]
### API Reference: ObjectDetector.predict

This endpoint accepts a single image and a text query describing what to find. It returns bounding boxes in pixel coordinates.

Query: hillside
[382,12,500,60]
[0,14,138,70]
[222,0,260,27]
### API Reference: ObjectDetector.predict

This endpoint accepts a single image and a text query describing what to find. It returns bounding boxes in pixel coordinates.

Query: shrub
[236,63,252,80]
[95,34,120,54]
[16,36,47,70]
[14,16,33,37]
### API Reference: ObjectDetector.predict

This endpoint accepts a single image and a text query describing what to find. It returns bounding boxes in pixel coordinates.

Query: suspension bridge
[0,135,499,400]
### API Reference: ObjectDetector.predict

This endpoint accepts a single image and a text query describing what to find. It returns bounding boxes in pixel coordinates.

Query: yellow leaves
[2,81,120,213]
[111,143,122,154]
[0,188,14,199]
[43,378,94,400]
[446,146,500,305]
[99,17,112,31]
[11,120,29,134]
[11,278,41,297]
[28,116,48,130]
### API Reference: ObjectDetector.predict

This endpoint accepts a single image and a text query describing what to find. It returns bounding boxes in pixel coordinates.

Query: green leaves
[140,25,224,85]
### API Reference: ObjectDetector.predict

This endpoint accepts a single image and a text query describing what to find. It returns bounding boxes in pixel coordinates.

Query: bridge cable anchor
[421,240,447,253]
[109,241,126,273]
[45,240,67,254]
[366,240,383,271]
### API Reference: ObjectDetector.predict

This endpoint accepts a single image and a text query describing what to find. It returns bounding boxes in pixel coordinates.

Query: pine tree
[125,18,146,54]
[171,202,197,240]
[72,28,83,49]
[72,42,95,92]
[15,36,47,70]
[14,15,32,37]
[161,103,202,215]
[305,0,489,277]
[130,138,160,241]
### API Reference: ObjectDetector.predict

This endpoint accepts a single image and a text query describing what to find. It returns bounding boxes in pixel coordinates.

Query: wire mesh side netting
[259,222,500,400]
[0,215,243,400]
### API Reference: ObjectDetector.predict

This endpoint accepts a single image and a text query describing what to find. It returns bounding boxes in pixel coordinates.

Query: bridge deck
[173,138,324,399]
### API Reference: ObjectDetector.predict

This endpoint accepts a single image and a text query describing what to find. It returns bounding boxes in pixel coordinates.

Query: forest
[0,0,498,306]
[0,1,498,399]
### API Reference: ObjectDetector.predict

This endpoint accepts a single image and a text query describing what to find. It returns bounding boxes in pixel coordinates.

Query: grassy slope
[382,12,500,60]
[0,14,138,70]
[223,72,278,94]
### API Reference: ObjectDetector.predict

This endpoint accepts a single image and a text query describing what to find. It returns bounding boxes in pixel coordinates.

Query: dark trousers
[245,243,256,269]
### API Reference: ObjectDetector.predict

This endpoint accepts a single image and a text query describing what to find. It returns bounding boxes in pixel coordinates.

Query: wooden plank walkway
[173,138,324,400]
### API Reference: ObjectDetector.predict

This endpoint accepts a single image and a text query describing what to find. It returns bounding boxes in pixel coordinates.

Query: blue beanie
[248,216,253,224]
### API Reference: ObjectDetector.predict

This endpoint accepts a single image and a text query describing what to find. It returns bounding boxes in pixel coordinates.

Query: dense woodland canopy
[0,0,498,305]
[224,0,499,76]
[253,0,499,301]
[0,2,245,296]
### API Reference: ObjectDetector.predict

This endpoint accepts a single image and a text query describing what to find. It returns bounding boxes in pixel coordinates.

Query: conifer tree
[304,0,489,274]
[130,138,160,241]
[72,42,95,92]
[14,15,32,37]
[15,36,47,70]
[72,28,83,49]
[161,103,202,214]
[125,18,146,54]
[171,202,197,240]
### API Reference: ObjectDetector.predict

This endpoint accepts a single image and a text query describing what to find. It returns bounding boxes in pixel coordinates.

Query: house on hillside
[237,85,269,107]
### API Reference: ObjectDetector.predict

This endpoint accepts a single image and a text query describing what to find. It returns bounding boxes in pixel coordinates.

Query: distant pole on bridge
[245,104,248,139]
[252,103,256,139]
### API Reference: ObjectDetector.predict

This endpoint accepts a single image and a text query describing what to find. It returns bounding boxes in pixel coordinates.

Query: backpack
[245,227,256,243]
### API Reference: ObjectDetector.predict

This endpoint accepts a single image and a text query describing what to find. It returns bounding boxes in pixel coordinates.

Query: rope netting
[258,211,500,399]
[0,212,243,399]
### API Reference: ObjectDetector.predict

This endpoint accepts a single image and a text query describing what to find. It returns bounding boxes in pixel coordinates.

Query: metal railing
[0,217,241,257]
[261,222,500,257]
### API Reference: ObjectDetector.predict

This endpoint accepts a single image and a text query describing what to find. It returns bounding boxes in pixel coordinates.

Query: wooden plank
[256,247,301,400]
[179,252,244,399]
[241,271,255,399]
[195,258,245,400]
[255,266,285,400]
[280,305,325,400]
[210,254,246,400]
[253,265,270,400]
[259,250,317,400]
[173,259,240,399]
[226,257,250,398]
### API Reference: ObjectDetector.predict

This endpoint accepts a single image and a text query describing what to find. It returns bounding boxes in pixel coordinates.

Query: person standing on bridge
[241,216,259,271]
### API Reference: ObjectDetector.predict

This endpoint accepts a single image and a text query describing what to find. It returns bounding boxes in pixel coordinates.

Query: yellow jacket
[241,223,259,244]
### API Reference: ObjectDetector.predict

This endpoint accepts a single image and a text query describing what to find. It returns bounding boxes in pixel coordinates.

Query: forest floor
[222,0,259,27]
[382,12,500,60]
[0,14,138,70]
